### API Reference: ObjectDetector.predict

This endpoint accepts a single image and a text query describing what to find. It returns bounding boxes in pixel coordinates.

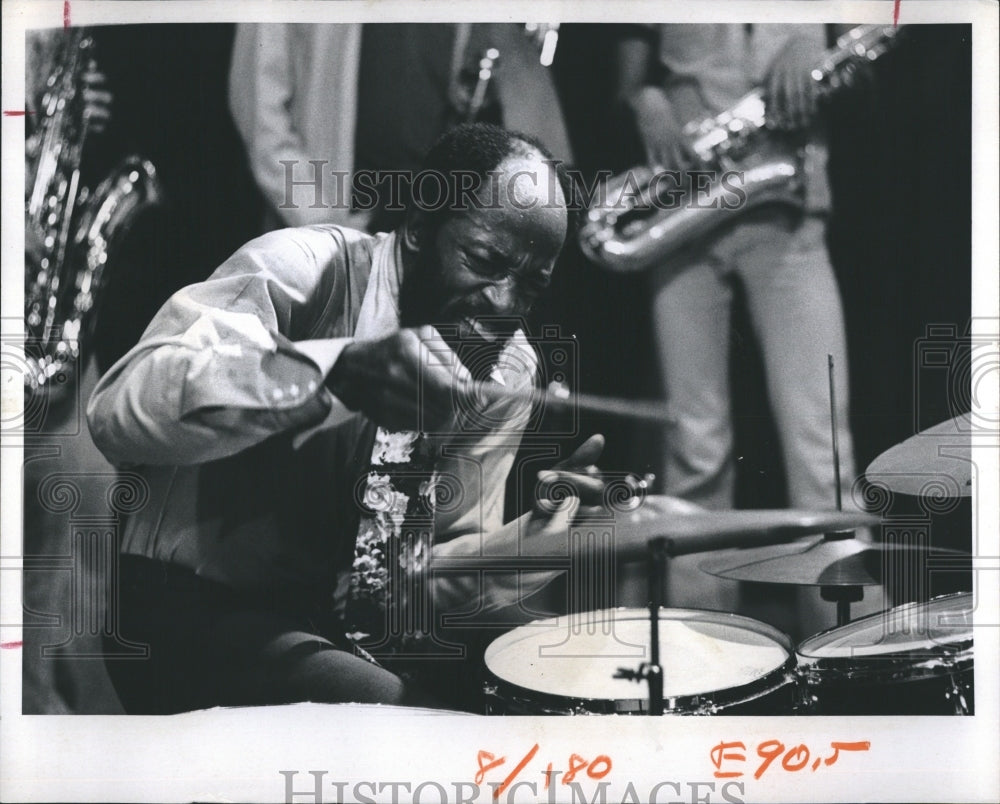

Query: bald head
[407,122,573,241]
[491,151,567,220]
[398,126,571,345]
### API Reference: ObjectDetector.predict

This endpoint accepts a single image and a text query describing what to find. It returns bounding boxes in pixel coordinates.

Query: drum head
[798,592,973,660]
[485,608,791,705]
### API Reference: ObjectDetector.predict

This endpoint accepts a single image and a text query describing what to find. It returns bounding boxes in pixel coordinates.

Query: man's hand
[534,433,606,513]
[764,35,820,131]
[327,326,474,432]
[629,87,697,170]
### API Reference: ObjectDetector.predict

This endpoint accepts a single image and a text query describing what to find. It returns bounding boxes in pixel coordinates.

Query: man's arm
[431,434,607,622]
[87,226,357,466]
[617,29,695,169]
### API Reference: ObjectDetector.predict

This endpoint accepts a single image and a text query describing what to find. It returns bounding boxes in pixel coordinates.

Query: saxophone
[24,29,163,402]
[578,25,902,274]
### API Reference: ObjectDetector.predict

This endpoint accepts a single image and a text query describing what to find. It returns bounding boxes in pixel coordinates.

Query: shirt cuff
[287,337,359,440]
[294,337,354,379]
[177,335,354,420]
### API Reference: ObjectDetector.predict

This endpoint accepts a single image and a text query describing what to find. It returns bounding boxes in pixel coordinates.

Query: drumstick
[336,348,676,426]
[469,379,676,427]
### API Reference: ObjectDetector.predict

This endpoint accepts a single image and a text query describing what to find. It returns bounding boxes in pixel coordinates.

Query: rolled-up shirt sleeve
[87,226,357,467]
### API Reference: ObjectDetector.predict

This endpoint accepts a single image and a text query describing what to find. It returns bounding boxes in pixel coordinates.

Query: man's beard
[399,248,518,382]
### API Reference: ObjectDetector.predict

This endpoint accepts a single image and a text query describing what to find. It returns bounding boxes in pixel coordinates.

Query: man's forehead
[492,153,565,209]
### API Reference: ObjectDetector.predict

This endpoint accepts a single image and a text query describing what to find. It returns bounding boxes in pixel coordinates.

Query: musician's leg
[214,611,436,708]
[738,214,883,638]
[739,215,857,511]
[650,256,735,510]
[105,555,432,712]
[637,254,742,611]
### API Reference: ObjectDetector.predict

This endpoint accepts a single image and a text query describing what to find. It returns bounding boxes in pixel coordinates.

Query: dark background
[23,23,973,713]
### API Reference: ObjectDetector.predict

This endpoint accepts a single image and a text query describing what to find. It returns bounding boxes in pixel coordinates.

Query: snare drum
[483,607,796,715]
[796,592,974,715]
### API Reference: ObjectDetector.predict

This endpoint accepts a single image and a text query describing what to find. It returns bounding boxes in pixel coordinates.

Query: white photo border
[2,2,997,802]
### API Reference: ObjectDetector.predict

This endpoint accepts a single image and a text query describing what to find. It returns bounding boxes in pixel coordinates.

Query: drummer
[86,123,607,713]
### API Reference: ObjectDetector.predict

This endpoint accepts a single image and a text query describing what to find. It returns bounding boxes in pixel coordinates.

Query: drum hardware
[821,585,864,628]
[821,354,863,625]
[613,536,668,715]
[944,671,971,716]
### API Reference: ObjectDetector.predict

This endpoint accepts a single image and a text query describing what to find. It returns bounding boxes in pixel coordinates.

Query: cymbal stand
[821,582,864,627]
[826,354,861,627]
[615,536,667,715]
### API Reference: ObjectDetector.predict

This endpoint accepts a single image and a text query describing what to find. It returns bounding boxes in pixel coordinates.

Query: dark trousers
[104,555,434,714]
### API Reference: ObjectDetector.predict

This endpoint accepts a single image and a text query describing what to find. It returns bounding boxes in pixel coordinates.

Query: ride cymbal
[698,535,969,587]
[606,497,880,560]
[866,414,976,498]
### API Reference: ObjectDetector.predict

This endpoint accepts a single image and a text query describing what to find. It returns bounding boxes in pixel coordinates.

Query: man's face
[400,155,568,349]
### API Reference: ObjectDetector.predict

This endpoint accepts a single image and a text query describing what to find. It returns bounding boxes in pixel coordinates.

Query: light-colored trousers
[652,212,855,512]
[619,211,879,637]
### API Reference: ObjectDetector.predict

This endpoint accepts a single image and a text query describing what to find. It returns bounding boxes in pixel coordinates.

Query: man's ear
[401,208,428,253]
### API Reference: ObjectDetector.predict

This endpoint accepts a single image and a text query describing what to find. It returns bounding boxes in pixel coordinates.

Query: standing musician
[87,124,605,714]
[228,23,572,235]
[616,25,861,618]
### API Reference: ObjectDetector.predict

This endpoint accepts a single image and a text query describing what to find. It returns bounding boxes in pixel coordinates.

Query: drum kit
[481,414,977,716]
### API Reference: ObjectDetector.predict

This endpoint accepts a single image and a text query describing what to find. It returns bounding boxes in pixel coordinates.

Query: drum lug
[481,682,499,715]
[945,675,970,716]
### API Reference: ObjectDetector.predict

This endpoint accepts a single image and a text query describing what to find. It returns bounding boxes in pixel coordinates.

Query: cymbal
[698,535,969,587]
[606,497,881,560]
[866,414,974,498]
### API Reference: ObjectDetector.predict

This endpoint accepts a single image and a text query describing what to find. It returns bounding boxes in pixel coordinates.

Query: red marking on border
[3,110,33,117]
[1,641,23,650]
[493,744,539,800]
[893,0,901,26]
[64,0,71,28]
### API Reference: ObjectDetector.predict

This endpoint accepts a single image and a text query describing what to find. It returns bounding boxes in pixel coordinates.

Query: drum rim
[483,606,795,714]
[796,592,974,685]
[797,592,973,658]
[484,658,797,715]
[487,606,794,653]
